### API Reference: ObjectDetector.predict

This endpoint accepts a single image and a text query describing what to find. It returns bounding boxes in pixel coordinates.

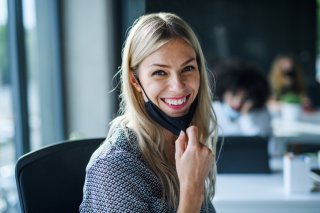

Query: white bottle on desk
[283,153,311,194]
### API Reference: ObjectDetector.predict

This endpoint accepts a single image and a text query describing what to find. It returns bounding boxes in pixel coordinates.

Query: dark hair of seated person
[213,60,270,110]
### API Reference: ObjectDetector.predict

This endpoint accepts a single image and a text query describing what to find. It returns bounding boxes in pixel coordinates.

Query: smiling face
[131,38,200,117]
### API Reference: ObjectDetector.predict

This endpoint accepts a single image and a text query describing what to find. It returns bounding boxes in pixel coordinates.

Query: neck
[163,128,177,164]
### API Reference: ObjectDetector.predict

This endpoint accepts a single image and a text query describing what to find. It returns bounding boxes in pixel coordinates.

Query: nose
[169,74,185,90]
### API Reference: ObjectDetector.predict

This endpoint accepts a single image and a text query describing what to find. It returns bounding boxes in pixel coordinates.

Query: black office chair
[216,136,271,174]
[15,137,104,213]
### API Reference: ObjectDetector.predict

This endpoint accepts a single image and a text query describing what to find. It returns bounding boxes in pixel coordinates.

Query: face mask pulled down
[134,75,198,136]
[223,103,240,121]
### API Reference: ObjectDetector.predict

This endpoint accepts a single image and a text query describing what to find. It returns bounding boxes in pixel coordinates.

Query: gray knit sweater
[80,126,215,213]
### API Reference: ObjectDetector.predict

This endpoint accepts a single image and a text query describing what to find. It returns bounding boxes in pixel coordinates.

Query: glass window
[23,0,65,150]
[316,0,320,83]
[0,0,13,165]
[23,0,41,150]
[0,0,18,211]
[0,0,65,211]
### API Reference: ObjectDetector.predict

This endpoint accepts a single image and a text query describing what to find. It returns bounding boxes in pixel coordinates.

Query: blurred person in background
[268,54,311,113]
[212,60,272,137]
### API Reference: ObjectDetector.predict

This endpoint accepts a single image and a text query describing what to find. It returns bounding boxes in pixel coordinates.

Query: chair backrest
[15,138,104,213]
[216,136,271,174]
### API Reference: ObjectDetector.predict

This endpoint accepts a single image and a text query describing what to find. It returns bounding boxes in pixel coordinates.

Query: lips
[161,94,190,110]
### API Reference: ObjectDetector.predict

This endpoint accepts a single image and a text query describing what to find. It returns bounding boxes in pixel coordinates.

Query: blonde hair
[269,54,305,100]
[108,12,218,210]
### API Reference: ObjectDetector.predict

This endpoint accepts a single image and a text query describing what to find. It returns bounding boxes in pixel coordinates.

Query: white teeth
[164,97,187,105]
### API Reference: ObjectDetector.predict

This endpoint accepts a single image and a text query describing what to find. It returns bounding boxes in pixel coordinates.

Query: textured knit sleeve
[80,147,160,213]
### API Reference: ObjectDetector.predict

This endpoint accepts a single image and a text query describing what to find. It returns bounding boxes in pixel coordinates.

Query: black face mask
[284,68,296,78]
[144,96,198,136]
[134,74,198,136]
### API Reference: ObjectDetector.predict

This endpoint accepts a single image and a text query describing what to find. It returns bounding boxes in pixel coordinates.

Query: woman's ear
[129,71,142,92]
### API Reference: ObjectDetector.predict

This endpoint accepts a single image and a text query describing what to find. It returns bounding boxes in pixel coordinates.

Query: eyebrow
[148,57,196,68]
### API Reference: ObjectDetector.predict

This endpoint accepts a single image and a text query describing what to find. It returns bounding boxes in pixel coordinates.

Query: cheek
[191,81,200,98]
[189,74,200,93]
[195,79,200,92]
[225,97,233,106]
[142,81,165,102]
[223,93,233,104]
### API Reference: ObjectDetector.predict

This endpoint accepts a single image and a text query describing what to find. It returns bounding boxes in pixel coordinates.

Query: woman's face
[133,38,200,117]
[279,57,294,86]
[223,90,249,111]
[279,57,293,71]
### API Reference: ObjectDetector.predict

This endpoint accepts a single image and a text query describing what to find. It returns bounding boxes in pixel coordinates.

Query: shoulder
[86,125,156,183]
[87,125,141,168]
[212,100,222,107]
[212,101,223,112]
[81,126,163,212]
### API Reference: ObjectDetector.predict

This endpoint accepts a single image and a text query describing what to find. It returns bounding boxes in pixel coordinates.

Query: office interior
[0,0,320,212]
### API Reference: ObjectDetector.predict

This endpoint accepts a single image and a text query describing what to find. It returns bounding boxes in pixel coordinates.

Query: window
[23,0,66,150]
[0,0,18,211]
[317,0,320,83]
[0,0,65,211]
[0,0,14,166]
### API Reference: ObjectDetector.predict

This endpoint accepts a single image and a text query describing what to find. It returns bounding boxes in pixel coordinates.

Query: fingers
[186,126,198,147]
[241,100,253,114]
[175,131,187,159]
[185,126,214,161]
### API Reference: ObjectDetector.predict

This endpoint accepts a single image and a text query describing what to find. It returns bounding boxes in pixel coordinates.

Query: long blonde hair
[108,12,218,210]
[269,54,305,100]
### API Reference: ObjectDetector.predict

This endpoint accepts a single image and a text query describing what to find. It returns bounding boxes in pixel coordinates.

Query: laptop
[216,136,271,173]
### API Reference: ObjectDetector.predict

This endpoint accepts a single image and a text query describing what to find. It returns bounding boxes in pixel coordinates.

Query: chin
[166,109,189,117]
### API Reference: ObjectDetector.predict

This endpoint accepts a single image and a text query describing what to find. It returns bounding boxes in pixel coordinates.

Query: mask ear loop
[132,70,153,103]
[131,69,198,136]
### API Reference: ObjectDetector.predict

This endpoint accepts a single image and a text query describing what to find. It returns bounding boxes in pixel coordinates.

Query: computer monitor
[216,136,271,173]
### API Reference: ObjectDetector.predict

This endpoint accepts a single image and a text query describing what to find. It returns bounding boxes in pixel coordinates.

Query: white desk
[272,111,320,142]
[270,111,320,156]
[213,173,320,213]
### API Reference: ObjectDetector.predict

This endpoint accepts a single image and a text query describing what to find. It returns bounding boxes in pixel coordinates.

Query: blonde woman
[268,54,310,112]
[270,54,305,99]
[80,12,218,212]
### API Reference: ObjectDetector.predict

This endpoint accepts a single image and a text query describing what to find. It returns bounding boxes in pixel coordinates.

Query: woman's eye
[152,70,166,76]
[183,65,195,72]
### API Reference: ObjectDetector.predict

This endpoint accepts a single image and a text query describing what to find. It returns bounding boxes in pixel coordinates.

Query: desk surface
[272,111,320,141]
[213,173,320,213]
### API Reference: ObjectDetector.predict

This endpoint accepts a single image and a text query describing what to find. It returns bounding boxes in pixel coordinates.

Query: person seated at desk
[80,13,217,212]
[268,54,311,114]
[212,60,272,137]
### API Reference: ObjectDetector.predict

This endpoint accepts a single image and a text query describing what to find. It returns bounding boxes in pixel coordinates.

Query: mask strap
[132,71,153,102]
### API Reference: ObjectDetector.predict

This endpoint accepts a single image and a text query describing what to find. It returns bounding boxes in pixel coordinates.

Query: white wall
[63,0,116,139]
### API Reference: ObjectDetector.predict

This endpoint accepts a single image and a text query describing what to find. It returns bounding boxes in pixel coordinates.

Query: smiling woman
[129,38,200,136]
[80,12,218,213]
[131,38,200,118]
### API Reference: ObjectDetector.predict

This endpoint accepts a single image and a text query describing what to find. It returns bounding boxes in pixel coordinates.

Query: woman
[80,13,218,212]
[268,54,310,112]
[269,54,305,100]
[212,60,272,136]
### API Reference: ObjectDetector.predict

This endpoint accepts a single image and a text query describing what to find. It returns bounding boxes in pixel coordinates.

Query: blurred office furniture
[216,136,271,173]
[15,138,104,213]
[271,110,320,158]
[213,173,320,213]
[272,110,320,141]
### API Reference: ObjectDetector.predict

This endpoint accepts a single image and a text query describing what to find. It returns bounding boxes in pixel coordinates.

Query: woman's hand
[240,100,253,115]
[175,126,213,213]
